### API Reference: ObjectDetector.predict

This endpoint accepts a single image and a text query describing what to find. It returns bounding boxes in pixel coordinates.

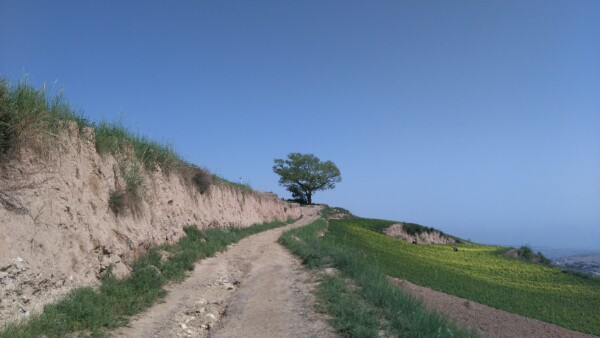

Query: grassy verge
[0,220,288,338]
[279,218,476,338]
[327,218,600,336]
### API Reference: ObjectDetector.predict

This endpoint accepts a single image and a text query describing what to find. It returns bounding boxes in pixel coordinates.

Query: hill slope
[327,218,600,336]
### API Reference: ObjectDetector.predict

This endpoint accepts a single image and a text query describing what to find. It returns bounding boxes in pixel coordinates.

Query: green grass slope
[279,218,476,338]
[327,218,600,336]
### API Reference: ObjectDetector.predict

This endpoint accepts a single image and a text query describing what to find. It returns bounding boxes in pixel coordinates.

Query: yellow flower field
[326,219,600,335]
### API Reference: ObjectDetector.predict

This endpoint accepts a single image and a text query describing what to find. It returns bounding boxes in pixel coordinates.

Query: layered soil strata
[0,122,300,325]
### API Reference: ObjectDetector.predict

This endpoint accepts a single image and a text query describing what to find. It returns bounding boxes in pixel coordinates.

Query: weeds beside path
[0,220,290,337]
[279,217,477,338]
[114,205,332,338]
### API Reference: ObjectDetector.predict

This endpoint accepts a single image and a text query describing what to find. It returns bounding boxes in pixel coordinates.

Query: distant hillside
[314,217,600,335]
[533,247,600,260]
[554,253,600,276]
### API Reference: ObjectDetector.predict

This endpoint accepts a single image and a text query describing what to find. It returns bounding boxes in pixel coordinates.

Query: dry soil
[112,205,334,338]
[111,203,599,338]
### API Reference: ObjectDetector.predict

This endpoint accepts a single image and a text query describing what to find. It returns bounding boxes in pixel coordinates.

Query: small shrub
[505,245,550,265]
[402,222,434,236]
[121,162,144,198]
[108,162,145,214]
[191,168,212,194]
[179,164,213,195]
[519,245,534,260]
[108,190,125,213]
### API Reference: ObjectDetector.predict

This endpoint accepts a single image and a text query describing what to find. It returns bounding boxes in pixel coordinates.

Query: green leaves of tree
[273,153,341,204]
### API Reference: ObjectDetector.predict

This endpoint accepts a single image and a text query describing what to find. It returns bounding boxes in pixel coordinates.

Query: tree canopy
[272,153,341,204]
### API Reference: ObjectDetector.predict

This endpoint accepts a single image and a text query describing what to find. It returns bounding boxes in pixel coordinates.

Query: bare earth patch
[384,223,456,244]
[112,206,334,338]
[389,277,598,338]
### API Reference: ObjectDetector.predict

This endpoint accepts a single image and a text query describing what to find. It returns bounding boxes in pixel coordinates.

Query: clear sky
[1,1,599,250]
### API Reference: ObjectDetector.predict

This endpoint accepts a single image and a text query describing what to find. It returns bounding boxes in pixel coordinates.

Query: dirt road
[113,205,334,338]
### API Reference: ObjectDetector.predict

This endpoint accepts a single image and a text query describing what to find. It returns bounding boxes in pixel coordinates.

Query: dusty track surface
[390,277,598,338]
[113,205,334,338]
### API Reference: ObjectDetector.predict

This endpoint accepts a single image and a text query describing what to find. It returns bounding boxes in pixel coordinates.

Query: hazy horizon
[2,1,598,250]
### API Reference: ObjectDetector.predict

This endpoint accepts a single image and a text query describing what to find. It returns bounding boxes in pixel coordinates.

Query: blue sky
[1,1,599,250]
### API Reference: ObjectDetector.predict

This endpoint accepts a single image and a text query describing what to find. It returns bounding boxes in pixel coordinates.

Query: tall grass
[0,80,88,155]
[0,78,251,194]
[95,121,182,173]
[109,161,146,213]
[0,220,286,337]
[279,218,476,337]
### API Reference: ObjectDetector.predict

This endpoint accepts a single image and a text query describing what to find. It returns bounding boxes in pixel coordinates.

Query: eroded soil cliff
[0,123,299,325]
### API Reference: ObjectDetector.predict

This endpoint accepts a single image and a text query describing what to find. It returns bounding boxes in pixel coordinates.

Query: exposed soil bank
[384,223,456,244]
[0,123,300,325]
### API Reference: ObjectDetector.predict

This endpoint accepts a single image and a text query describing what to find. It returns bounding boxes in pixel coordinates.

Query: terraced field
[327,218,600,336]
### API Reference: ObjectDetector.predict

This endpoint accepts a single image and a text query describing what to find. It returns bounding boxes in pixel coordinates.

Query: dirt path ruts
[112,205,334,338]
[390,277,598,338]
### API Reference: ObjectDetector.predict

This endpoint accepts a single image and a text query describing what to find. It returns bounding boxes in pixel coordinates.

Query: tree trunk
[307,192,312,205]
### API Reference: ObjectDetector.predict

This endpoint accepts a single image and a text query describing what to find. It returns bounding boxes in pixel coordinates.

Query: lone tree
[273,153,341,205]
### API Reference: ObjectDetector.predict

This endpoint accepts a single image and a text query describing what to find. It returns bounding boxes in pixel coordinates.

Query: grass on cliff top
[211,175,253,192]
[279,217,476,338]
[326,218,600,336]
[0,79,88,155]
[95,121,184,174]
[0,78,248,192]
[0,220,289,338]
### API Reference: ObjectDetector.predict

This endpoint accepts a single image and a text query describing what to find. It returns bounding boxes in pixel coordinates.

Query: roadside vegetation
[279,216,476,337]
[502,244,551,265]
[0,78,244,194]
[0,220,289,337]
[322,217,600,336]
